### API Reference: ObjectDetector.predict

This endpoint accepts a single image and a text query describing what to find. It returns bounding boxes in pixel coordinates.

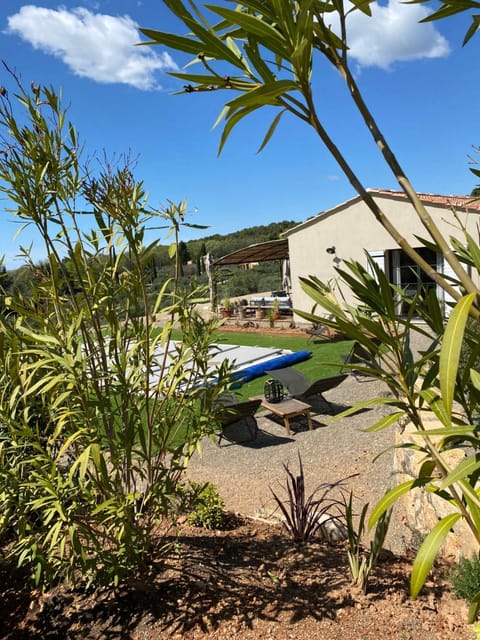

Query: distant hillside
[185,219,299,262]
[2,220,301,306]
[182,220,299,300]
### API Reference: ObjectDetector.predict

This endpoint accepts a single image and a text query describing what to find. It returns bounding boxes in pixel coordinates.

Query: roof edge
[282,188,480,237]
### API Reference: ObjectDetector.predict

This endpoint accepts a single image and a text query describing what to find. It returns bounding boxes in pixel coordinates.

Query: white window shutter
[367,251,385,281]
[440,253,459,318]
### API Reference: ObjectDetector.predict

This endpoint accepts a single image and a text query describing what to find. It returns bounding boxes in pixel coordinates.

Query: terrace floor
[184,373,407,554]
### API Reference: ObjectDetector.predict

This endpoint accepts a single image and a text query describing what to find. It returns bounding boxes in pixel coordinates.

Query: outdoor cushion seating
[216,394,262,445]
[265,368,348,411]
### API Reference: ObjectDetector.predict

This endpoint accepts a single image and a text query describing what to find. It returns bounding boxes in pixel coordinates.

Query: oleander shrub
[0,78,232,588]
[459,317,480,410]
[143,0,480,609]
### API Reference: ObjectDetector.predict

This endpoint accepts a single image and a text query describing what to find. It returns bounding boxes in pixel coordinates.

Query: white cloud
[7,5,178,90]
[337,0,450,70]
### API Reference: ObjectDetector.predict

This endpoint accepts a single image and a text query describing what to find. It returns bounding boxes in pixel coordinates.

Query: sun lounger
[305,323,333,342]
[216,394,262,445]
[341,340,380,381]
[265,368,347,411]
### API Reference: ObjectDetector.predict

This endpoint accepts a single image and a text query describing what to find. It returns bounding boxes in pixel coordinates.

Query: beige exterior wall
[285,193,480,323]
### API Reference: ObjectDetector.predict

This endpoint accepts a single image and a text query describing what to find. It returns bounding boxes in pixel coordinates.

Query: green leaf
[464,13,480,44]
[181,222,209,230]
[68,445,93,482]
[411,426,476,439]
[468,592,480,624]
[463,490,480,538]
[271,0,296,41]
[418,459,436,478]
[362,411,405,432]
[139,29,206,55]
[471,369,480,392]
[440,293,476,418]
[207,5,290,59]
[419,387,449,426]
[217,105,257,156]
[349,0,375,15]
[438,453,480,490]
[291,31,312,75]
[55,430,85,463]
[44,520,63,550]
[465,231,480,271]
[417,1,480,23]
[144,0,249,70]
[244,38,277,83]
[16,327,61,345]
[257,109,286,153]
[225,79,299,110]
[368,480,424,529]
[410,513,461,598]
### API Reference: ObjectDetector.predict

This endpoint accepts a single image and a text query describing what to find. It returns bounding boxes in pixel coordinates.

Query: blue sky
[0,1,479,268]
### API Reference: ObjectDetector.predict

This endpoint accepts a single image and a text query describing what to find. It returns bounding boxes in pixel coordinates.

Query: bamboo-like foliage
[411,1,480,45]
[139,0,479,309]
[139,0,480,612]
[297,256,480,599]
[0,77,232,588]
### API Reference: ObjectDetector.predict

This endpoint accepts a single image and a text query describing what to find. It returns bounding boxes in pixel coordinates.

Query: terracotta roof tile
[370,188,480,211]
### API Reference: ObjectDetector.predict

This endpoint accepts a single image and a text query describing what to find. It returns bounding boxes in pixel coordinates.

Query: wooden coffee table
[258,396,313,436]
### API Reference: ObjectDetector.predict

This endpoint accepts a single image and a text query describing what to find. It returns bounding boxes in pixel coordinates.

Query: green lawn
[212,331,353,400]
[160,329,353,445]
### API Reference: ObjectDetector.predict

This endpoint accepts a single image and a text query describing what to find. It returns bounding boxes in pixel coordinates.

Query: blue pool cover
[231,350,311,387]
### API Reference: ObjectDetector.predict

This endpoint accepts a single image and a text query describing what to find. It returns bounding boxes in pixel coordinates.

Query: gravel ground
[184,374,410,553]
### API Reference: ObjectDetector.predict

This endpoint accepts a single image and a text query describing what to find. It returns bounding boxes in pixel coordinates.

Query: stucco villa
[281,189,480,322]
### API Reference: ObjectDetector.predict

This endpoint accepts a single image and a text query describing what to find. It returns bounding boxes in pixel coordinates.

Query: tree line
[0,219,298,311]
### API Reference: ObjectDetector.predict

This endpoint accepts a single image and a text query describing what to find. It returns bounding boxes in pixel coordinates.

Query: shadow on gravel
[221,427,295,448]
[261,414,327,435]
[243,429,296,448]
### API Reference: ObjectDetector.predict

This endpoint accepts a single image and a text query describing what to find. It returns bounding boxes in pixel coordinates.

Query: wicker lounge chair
[265,368,348,411]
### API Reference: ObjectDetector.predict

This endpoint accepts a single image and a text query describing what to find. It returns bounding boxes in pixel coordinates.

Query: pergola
[207,239,290,312]
[213,239,289,266]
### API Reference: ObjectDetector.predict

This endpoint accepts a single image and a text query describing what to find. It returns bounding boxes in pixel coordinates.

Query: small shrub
[187,482,225,530]
[267,308,276,328]
[450,554,480,623]
[344,492,391,593]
